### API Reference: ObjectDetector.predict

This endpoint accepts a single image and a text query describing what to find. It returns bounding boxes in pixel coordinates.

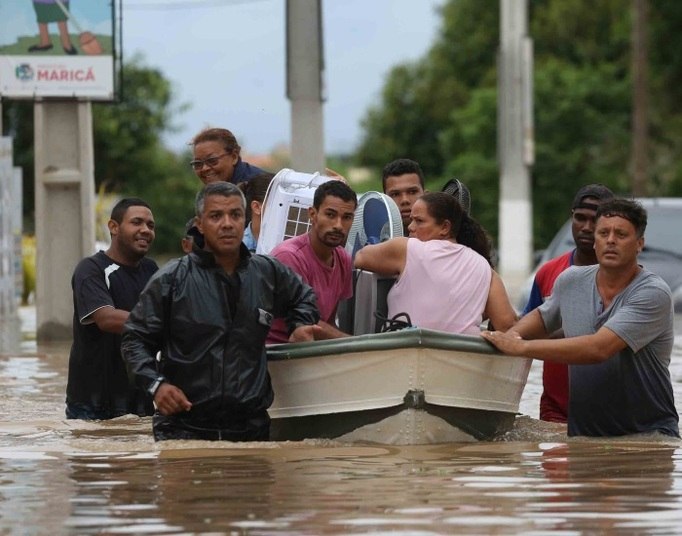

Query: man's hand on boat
[288,324,319,342]
[289,321,349,343]
[154,383,193,416]
[480,329,524,355]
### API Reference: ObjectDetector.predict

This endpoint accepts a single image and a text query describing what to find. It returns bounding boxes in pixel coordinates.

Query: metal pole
[286,0,326,173]
[498,0,533,297]
[631,0,649,196]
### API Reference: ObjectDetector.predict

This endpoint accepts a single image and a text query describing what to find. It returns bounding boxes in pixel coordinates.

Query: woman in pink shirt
[354,192,516,335]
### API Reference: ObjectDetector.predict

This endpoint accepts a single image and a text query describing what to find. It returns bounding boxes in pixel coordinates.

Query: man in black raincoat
[121,182,320,441]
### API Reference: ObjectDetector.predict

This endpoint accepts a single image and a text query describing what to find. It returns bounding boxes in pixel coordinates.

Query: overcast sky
[121,0,445,155]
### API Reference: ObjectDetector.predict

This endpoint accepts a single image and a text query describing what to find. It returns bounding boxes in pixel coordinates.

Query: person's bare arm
[506,308,550,340]
[481,325,627,364]
[483,271,518,332]
[354,237,408,276]
[324,167,348,184]
[91,306,129,334]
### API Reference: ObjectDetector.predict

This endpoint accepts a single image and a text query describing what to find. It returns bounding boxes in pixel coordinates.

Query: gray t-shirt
[538,265,678,437]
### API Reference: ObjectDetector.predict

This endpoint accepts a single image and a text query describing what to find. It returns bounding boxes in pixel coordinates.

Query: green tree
[356,0,682,249]
[92,54,186,192]
[356,0,498,180]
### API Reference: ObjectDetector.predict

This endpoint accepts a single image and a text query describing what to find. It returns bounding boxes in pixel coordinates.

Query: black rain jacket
[121,245,319,418]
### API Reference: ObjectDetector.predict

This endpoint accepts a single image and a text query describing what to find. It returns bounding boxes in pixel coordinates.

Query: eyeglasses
[189,153,230,171]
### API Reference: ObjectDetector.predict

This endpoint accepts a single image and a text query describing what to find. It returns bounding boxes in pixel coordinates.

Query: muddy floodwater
[1,309,682,534]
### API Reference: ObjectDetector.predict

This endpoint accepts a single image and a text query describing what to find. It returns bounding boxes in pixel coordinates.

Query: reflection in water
[2,444,681,533]
[1,309,682,533]
[63,453,276,533]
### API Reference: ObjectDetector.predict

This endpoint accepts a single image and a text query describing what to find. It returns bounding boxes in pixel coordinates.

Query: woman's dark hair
[238,172,275,221]
[191,127,241,156]
[420,192,492,265]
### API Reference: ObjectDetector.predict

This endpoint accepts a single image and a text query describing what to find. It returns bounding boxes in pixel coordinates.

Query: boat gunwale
[267,328,527,361]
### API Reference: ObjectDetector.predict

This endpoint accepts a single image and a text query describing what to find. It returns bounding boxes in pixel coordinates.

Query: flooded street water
[2,309,682,534]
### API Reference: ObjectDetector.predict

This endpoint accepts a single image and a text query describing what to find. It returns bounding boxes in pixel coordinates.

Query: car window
[643,208,682,254]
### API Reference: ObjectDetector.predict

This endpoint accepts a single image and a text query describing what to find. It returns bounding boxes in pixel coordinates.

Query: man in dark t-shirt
[66,198,158,420]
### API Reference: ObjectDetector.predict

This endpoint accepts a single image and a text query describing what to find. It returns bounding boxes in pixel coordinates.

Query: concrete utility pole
[631,0,649,196]
[34,101,95,340]
[286,0,326,173]
[498,0,534,295]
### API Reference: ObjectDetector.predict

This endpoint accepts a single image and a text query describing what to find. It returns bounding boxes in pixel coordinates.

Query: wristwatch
[148,376,165,397]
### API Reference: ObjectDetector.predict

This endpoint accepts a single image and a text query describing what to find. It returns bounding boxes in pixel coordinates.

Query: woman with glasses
[190,127,266,185]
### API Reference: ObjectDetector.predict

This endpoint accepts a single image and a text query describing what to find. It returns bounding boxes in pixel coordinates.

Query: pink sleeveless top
[387,239,491,335]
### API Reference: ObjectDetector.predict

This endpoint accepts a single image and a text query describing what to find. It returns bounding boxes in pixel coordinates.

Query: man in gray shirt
[483,198,678,437]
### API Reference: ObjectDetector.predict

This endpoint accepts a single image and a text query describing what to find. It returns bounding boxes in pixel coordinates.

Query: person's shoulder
[249,253,273,267]
[555,263,596,285]
[249,253,292,276]
[396,236,425,258]
[243,161,265,176]
[565,263,596,276]
[335,244,352,262]
[404,236,426,251]
[271,234,307,257]
[73,251,111,274]
[534,250,572,281]
[137,257,159,277]
[136,257,192,294]
[540,250,572,271]
[150,256,188,281]
[141,257,159,269]
[233,159,266,182]
[634,268,673,295]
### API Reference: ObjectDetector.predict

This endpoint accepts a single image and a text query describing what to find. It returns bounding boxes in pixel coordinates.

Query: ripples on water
[1,309,682,534]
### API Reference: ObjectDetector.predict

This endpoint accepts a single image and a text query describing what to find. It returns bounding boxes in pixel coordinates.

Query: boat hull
[267,329,531,444]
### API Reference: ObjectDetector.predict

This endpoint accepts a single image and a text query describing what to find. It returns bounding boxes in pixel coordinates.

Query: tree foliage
[356,0,682,248]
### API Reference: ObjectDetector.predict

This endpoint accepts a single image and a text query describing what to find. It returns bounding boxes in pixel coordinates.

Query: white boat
[261,169,532,444]
[267,328,531,444]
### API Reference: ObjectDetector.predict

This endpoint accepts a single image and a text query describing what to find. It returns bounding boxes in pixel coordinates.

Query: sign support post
[34,100,95,339]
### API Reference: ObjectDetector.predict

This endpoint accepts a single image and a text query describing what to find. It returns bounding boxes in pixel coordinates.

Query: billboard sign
[0,1,115,100]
